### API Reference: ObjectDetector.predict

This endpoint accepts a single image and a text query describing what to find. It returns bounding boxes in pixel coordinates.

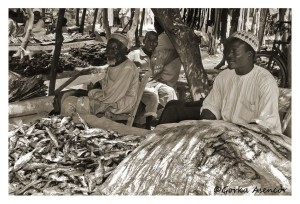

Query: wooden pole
[103,8,111,39]
[258,9,268,47]
[152,9,210,100]
[237,8,244,31]
[139,8,145,36]
[48,9,66,96]
[79,8,87,34]
[92,8,99,34]
[220,9,228,44]
[135,25,140,47]
[127,8,140,48]
[42,9,45,17]
[229,9,240,35]
[76,9,80,26]
[251,8,258,34]
[54,70,87,95]
[279,8,287,22]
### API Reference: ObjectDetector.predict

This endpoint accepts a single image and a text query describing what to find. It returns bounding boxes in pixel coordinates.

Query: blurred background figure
[9,9,18,37]
[31,8,46,36]
[119,8,131,32]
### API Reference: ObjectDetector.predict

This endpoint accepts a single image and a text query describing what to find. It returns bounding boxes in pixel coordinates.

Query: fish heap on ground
[9,71,47,102]
[68,44,107,66]
[97,120,291,195]
[8,114,144,195]
[9,52,88,77]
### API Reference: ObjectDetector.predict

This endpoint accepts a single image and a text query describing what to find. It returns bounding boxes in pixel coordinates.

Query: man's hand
[87,82,94,91]
[88,89,103,100]
[109,102,118,109]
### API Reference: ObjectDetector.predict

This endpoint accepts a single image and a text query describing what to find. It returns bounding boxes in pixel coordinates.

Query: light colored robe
[89,59,139,114]
[201,65,282,133]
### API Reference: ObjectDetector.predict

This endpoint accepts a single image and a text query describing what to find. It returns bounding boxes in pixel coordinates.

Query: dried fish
[49,174,69,182]
[15,179,44,195]
[78,175,88,188]
[60,116,72,127]
[25,123,37,135]
[9,114,144,195]
[8,127,22,138]
[23,162,58,171]
[94,159,104,185]
[45,127,59,148]
[76,113,89,130]
[13,149,36,171]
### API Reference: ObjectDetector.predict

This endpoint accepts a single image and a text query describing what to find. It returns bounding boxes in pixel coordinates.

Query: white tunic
[201,65,282,133]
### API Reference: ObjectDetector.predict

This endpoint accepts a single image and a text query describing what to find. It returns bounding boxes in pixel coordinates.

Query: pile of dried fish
[69,44,107,66]
[9,36,37,44]
[9,52,88,77]
[9,115,143,195]
[9,33,94,45]
[9,71,47,102]
[98,120,291,195]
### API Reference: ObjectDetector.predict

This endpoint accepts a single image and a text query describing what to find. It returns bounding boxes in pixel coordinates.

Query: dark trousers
[158,99,204,125]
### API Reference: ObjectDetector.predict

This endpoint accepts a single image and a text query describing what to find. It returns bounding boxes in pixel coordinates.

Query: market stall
[8,8,292,196]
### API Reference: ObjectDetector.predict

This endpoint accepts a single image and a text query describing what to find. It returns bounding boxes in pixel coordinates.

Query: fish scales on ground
[8,115,144,195]
[97,120,291,195]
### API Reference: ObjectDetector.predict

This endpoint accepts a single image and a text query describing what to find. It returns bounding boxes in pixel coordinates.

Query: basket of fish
[8,115,144,195]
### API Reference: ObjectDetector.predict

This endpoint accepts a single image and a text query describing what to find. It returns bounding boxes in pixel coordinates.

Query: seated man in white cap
[159,31,282,133]
[32,8,46,36]
[60,33,139,117]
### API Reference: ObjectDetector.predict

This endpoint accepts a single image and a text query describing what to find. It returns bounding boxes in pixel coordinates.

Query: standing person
[119,8,131,31]
[60,33,139,117]
[8,9,18,37]
[159,31,282,133]
[128,31,159,129]
[113,8,121,27]
[148,18,181,108]
[21,8,46,36]
[61,17,68,33]
[31,8,46,36]
[214,36,233,69]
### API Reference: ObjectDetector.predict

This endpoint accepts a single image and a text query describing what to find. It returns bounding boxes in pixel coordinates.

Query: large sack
[97,120,291,195]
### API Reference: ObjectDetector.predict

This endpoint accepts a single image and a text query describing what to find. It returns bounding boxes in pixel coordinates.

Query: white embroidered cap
[231,31,259,52]
[32,8,42,13]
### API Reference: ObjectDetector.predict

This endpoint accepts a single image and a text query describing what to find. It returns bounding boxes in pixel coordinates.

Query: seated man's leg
[157,83,178,107]
[185,98,204,107]
[141,87,159,129]
[61,96,78,116]
[141,87,159,118]
[158,100,203,124]
[61,96,91,117]
[158,100,184,124]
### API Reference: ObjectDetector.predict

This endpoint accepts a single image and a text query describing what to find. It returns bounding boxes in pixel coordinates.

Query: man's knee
[61,96,78,116]
[142,91,159,104]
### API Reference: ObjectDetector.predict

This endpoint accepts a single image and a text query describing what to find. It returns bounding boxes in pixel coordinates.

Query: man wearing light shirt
[159,31,281,133]
[200,31,281,133]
